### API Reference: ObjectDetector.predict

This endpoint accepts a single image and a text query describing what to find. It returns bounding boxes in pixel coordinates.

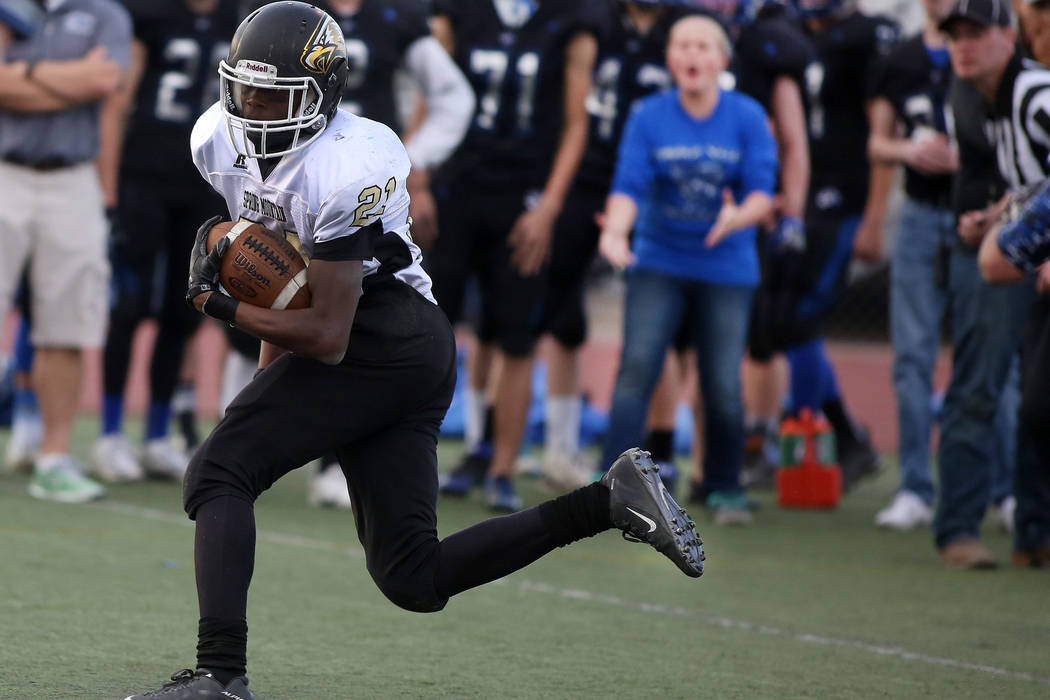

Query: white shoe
[141,438,189,480]
[994,495,1016,534]
[307,465,352,509]
[90,435,145,482]
[542,452,594,491]
[5,410,42,473]
[875,490,933,530]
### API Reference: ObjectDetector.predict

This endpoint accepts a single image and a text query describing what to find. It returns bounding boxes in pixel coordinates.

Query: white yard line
[83,500,1050,687]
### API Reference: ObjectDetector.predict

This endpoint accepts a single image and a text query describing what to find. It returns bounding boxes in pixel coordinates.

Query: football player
[748,0,898,489]
[243,0,475,510]
[123,4,705,697]
[538,0,679,490]
[428,0,602,511]
[89,0,239,483]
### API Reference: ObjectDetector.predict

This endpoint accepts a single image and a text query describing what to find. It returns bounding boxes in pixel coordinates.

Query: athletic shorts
[427,183,548,357]
[541,179,606,349]
[748,209,861,360]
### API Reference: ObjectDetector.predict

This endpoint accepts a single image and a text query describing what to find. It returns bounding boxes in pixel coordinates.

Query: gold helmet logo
[300,16,345,74]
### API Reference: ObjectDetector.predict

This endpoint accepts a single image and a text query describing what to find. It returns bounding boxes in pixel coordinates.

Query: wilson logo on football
[300,17,344,74]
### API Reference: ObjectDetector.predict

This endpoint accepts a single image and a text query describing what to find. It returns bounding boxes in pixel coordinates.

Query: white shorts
[0,161,109,348]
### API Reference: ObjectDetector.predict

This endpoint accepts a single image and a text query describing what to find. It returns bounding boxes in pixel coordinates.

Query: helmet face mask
[219,58,325,158]
[218,2,348,159]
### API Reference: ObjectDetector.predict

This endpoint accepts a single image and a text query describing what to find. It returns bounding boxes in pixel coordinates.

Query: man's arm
[2,47,122,109]
[978,227,1026,283]
[507,30,597,276]
[96,39,146,208]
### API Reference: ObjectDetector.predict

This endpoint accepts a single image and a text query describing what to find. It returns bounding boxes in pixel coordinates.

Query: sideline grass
[1,419,1048,699]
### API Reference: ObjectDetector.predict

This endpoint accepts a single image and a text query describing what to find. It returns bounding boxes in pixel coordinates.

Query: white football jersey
[190,103,435,304]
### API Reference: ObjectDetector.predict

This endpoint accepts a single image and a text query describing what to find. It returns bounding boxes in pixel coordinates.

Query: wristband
[202,292,240,324]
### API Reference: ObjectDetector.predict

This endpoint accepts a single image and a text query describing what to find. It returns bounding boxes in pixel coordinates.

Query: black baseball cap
[938,0,1014,32]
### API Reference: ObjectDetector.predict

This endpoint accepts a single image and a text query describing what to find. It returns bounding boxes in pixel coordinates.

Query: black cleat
[123,668,253,700]
[838,429,883,493]
[602,448,705,578]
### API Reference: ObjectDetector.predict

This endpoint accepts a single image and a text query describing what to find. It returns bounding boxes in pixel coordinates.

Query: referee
[940,0,1050,568]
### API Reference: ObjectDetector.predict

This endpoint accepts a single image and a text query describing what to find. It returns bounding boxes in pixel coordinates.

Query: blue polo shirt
[611,88,777,286]
[0,0,131,164]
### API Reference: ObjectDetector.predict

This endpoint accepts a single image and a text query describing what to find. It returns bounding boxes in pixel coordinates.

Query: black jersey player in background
[242,0,474,510]
[89,0,238,485]
[672,0,815,496]
[748,0,897,489]
[537,0,678,491]
[430,0,602,511]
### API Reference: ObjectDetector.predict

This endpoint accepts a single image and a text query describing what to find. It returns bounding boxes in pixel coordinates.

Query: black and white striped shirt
[991,51,1050,191]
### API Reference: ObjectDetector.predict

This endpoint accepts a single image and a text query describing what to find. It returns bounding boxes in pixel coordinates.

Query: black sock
[197,618,247,686]
[434,483,611,598]
[821,398,859,446]
[645,429,674,464]
[537,482,612,547]
[194,495,255,680]
[481,406,495,444]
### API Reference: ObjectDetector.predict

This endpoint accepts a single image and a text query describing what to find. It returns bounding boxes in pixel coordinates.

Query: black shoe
[124,669,253,700]
[439,451,491,496]
[838,429,882,493]
[601,448,705,578]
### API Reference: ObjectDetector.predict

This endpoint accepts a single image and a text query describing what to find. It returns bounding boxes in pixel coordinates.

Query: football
[206,220,311,310]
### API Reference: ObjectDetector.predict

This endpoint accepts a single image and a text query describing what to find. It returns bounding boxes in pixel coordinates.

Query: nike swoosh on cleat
[626,506,657,533]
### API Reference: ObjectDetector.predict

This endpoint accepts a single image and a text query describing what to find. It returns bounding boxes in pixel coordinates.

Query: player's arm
[770,75,809,221]
[401,34,475,249]
[853,99,897,262]
[979,181,1050,282]
[508,30,598,276]
[96,39,146,208]
[978,228,1026,283]
[193,258,362,366]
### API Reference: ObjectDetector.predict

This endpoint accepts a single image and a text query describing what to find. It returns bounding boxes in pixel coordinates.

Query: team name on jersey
[242,190,287,222]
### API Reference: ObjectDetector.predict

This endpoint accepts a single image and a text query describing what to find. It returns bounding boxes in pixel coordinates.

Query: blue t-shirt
[611,88,778,285]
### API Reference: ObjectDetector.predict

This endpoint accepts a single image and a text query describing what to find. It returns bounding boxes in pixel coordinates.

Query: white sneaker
[90,435,145,482]
[994,495,1016,534]
[29,454,105,503]
[5,410,42,473]
[542,452,594,491]
[307,465,352,509]
[875,490,933,530]
[141,438,189,480]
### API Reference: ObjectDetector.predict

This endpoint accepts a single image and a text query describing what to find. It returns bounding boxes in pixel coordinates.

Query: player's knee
[546,306,586,350]
[371,570,447,613]
[182,446,259,519]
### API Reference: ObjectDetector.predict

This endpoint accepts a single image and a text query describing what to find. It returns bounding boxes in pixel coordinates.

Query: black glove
[187,215,239,323]
[768,215,806,254]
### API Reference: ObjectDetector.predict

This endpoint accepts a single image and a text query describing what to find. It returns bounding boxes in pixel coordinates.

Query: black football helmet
[219,1,349,158]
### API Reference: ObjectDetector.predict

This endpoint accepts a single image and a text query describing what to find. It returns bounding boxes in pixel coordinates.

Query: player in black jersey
[681,0,815,494]
[748,0,897,489]
[88,0,239,485]
[538,0,677,490]
[429,0,603,511]
[244,0,475,509]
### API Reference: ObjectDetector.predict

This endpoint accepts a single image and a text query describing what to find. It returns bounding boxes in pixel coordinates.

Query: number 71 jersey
[190,104,435,304]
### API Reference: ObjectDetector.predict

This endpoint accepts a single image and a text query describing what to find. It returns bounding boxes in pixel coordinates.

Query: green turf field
[1,418,1047,699]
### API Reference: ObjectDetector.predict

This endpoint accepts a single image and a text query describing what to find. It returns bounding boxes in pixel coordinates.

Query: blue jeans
[890,196,953,503]
[933,249,1034,548]
[600,268,754,495]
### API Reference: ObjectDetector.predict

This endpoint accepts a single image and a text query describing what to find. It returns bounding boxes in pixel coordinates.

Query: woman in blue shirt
[598,14,778,522]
